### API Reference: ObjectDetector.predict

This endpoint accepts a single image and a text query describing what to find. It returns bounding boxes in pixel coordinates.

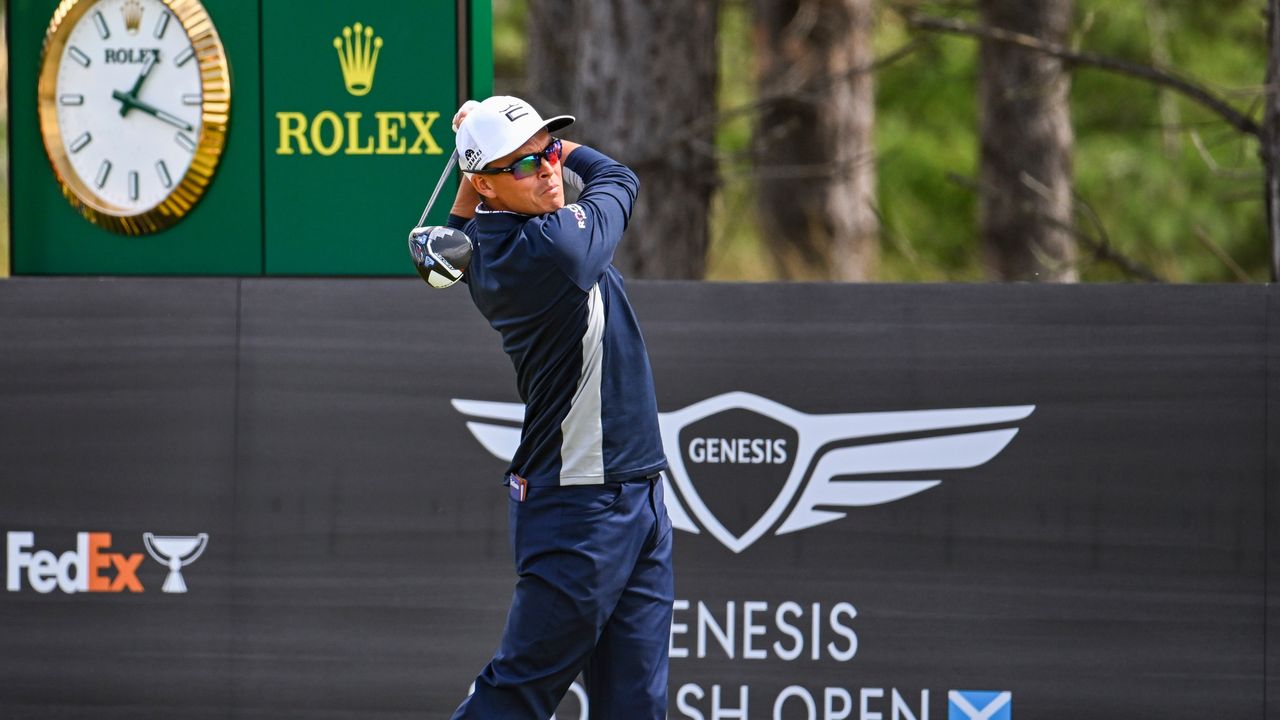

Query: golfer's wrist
[450,177,482,219]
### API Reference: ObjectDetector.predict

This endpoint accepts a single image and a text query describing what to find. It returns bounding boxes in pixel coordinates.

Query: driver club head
[408,225,472,289]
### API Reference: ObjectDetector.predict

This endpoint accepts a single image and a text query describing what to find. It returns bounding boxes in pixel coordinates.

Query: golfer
[445,95,674,719]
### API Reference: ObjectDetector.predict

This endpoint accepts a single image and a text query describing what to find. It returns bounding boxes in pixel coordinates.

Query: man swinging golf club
[443,96,674,719]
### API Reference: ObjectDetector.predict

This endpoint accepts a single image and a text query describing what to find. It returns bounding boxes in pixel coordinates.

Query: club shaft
[417,152,459,228]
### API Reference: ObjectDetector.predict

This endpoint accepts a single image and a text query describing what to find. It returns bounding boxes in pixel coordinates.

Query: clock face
[38,0,230,234]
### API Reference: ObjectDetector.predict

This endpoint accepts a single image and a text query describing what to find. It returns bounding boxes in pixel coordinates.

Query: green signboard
[9,0,263,274]
[264,1,457,275]
[7,0,491,276]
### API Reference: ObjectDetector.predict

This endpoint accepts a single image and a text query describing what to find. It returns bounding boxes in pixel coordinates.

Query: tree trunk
[1267,0,1280,281]
[978,0,1077,281]
[752,0,879,280]
[560,0,718,279]
[523,0,581,113]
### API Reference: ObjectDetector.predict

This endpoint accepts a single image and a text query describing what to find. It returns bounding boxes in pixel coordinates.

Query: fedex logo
[6,531,144,594]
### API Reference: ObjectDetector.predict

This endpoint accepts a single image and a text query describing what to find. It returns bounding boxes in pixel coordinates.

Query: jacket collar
[474,202,533,232]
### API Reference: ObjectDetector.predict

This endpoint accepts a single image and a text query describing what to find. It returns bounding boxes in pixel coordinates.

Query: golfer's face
[487,130,565,216]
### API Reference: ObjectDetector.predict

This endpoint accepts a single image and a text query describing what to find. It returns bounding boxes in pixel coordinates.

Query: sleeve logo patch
[566,203,587,229]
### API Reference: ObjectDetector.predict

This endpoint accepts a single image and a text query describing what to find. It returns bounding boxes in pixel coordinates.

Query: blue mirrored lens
[511,155,542,179]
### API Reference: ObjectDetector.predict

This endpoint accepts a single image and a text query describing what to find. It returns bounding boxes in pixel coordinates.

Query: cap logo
[464,148,483,168]
[500,103,530,122]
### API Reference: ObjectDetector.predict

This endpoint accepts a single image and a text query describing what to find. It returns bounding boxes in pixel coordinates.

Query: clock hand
[116,51,159,117]
[110,90,195,132]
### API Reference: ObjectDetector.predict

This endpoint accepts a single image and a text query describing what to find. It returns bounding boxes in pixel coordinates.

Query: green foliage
[706,0,772,280]
[875,14,983,281]
[1069,0,1267,281]
[492,0,527,94]
[495,0,1272,282]
[874,0,1269,282]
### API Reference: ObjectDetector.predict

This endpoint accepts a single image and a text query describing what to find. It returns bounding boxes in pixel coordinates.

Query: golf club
[408,150,473,289]
[415,150,459,229]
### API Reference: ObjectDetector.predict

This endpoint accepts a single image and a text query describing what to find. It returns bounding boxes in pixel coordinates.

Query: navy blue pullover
[448,146,667,487]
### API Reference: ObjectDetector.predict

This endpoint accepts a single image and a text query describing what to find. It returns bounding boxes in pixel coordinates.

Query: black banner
[0,278,1275,719]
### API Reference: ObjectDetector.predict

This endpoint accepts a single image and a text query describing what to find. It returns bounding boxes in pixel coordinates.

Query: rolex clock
[37,0,230,235]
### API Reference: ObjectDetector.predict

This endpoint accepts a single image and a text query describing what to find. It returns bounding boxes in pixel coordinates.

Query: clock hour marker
[175,132,197,152]
[93,11,110,39]
[69,132,92,153]
[59,94,85,106]
[154,11,170,39]
[155,160,172,188]
[128,171,140,201]
[174,47,195,67]
[68,46,91,67]
[182,94,202,106]
[95,160,112,189]
[155,108,191,130]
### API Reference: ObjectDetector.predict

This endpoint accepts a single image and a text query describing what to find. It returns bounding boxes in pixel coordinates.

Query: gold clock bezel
[37,0,231,235]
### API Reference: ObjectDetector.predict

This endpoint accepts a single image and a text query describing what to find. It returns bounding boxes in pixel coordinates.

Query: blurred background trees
[977,0,1077,282]
[507,1,1272,282]
[1266,0,1280,278]
[751,0,880,280]
[0,1,1269,282]
[527,0,719,279]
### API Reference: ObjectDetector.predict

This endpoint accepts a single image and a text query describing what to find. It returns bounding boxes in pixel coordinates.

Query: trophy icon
[142,533,208,593]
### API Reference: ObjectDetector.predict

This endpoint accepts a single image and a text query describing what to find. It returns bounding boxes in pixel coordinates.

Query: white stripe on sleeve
[558,283,606,485]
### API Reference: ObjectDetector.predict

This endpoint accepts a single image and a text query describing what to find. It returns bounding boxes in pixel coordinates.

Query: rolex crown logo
[333,22,383,97]
[122,0,143,34]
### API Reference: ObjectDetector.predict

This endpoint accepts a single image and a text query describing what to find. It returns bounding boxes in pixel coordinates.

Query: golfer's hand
[452,100,480,132]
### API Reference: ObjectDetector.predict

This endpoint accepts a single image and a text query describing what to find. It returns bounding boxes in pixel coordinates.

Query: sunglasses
[472,138,563,180]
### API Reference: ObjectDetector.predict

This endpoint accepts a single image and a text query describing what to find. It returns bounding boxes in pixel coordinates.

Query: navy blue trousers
[451,474,674,719]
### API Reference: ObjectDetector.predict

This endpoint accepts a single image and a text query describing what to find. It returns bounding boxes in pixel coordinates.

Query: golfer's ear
[470,174,498,199]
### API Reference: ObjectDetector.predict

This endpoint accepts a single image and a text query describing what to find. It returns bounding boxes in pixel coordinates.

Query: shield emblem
[660,393,819,553]
[676,408,798,543]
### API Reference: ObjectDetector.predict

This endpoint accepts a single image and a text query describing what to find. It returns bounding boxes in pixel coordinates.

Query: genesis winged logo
[453,392,1034,552]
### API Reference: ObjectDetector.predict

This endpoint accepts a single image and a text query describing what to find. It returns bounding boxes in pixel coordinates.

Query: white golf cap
[455,95,574,172]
